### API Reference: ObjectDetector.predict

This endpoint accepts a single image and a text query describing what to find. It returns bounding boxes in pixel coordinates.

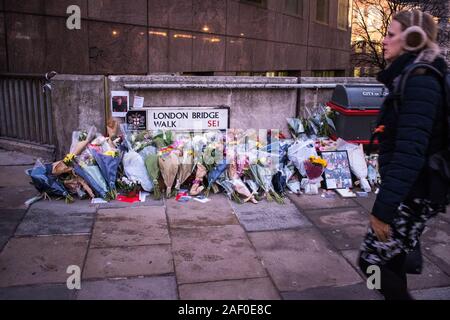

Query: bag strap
[366,63,445,157]
[394,63,444,115]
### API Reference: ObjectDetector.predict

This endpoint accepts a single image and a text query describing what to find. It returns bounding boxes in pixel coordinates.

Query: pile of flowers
[25,114,379,205]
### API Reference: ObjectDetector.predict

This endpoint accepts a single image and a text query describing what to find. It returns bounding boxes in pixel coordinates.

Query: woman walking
[359,9,448,300]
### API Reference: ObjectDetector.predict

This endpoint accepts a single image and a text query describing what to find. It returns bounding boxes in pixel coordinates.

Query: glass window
[338,0,349,30]
[240,0,266,7]
[285,0,303,16]
[312,70,345,77]
[316,0,329,24]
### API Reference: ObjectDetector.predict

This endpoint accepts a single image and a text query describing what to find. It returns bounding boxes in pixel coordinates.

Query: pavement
[1,148,450,300]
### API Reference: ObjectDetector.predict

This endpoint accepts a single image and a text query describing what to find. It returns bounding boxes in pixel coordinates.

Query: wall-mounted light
[112,30,119,36]
[149,31,167,37]
[174,34,193,39]
[202,26,210,32]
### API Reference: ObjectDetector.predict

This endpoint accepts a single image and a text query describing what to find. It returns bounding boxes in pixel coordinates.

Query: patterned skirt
[360,199,439,266]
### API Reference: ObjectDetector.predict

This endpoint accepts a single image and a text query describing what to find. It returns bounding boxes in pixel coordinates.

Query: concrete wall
[51,75,106,159]
[48,75,381,159]
[107,75,299,133]
[298,77,380,116]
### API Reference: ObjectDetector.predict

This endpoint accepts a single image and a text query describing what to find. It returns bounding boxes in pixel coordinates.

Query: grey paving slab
[167,193,238,228]
[424,243,450,276]
[0,235,89,288]
[90,207,170,248]
[412,286,450,300]
[15,200,97,236]
[287,193,359,211]
[320,225,368,250]
[76,276,178,300]
[0,150,36,166]
[422,219,450,245]
[0,209,26,233]
[304,208,369,250]
[350,193,376,212]
[249,229,362,292]
[0,165,32,187]
[171,225,266,284]
[0,185,39,209]
[304,208,369,227]
[440,207,450,223]
[408,255,450,290]
[340,249,450,291]
[0,209,26,251]
[281,283,382,300]
[0,283,76,300]
[179,277,280,300]
[98,198,164,209]
[229,197,312,232]
[0,236,9,252]
[83,245,173,280]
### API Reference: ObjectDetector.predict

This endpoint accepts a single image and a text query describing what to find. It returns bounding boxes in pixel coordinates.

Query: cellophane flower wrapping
[303,158,325,195]
[174,133,194,191]
[158,151,179,198]
[28,159,72,202]
[145,153,161,200]
[70,126,98,156]
[336,138,370,192]
[228,161,257,203]
[190,163,207,196]
[123,149,153,192]
[91,148,121,200]
[288,139,318,177]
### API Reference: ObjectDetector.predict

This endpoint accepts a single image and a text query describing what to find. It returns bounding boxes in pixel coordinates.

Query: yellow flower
[63,153,75,165]
[104,150,117,157]
[309,156,327,168]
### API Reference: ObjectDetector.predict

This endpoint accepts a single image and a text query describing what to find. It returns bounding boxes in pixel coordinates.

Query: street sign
[127,106,229,131]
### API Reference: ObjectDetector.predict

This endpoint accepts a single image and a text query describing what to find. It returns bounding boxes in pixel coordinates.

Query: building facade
[0,0,352,76]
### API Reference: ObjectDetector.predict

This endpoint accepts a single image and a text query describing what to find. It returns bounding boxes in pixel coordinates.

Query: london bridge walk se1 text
[153,111,220,120]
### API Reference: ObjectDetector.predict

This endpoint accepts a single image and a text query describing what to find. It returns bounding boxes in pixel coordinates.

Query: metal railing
[0,73,55,147]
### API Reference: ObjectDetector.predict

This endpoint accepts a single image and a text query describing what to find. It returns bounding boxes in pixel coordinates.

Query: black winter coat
[372,53,448,224]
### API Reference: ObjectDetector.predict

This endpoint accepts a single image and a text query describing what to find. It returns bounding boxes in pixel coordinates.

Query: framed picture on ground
[320,150,353,189]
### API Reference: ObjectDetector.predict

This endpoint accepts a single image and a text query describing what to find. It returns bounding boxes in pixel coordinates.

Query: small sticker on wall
[133,96,144,109]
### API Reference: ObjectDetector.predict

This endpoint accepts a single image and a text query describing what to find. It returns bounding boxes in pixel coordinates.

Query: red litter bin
[326,84,387,145]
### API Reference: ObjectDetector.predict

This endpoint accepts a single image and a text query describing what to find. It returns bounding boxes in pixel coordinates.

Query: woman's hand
[370,214,391,242]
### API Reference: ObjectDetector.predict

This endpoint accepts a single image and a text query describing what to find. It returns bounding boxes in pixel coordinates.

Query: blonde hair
[393,9,440,62]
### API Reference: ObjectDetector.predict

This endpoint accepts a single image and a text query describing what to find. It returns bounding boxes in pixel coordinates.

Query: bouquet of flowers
[249,163,283,204]
[123,149,153,192]
[125,130,153,153]
[300,105,336,138]
[145,154,161,200]
[69,126,98,156]
[303,155,327,195]
[174,133,194,191]
[228,161,257,203]
[287,118,305,139]
[158,151,179,198]
[190,163,207,196]
[73,148,108,199]
[27,159,74,203]
[117,176,141,197]
[205,159,228,196]
[91,149,121,200]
